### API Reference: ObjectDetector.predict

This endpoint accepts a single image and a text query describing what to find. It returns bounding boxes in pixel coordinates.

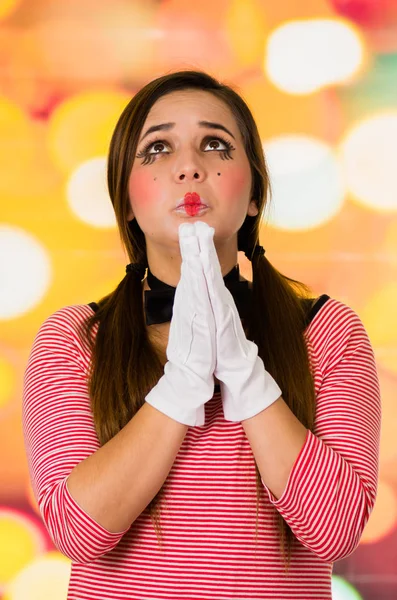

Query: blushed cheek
[218,166,251,203]
[128,170,160,213]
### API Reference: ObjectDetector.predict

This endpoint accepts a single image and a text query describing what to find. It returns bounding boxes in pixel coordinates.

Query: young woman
[22,70,381,599]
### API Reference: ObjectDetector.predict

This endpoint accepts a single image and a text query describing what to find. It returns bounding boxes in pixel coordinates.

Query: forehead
[145,89,236,127]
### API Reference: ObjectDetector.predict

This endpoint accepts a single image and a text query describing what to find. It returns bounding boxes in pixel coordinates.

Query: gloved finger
[193,221,223,315]
[194,221,250,355]
[179,223,199,262]
[178,222,214,317]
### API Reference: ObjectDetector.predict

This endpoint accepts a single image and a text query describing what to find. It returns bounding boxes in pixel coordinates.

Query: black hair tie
[126,263,146,279]
[245,245,265,261]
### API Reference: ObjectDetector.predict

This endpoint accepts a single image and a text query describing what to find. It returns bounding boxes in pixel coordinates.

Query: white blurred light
[332,574,363,599]
[263,135,345,230]
[66,157,117,228]
[339,112,397,212]
[265,19,364,94]
[4,552,71,600]
[0,226,51,320]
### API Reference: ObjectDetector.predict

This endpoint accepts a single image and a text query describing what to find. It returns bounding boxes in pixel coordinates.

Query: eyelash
[136,135,236,166]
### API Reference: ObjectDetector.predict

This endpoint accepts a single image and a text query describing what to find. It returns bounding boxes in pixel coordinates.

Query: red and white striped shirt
[22,296,381,599]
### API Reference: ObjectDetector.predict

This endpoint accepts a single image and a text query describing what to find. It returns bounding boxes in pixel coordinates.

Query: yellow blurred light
[0,508,46,588]
[360,283,397,375]
[66,157,117,229]
[360,480,397,544]
[3,551,71,600]
[0,225,52,320]
[0,96,35,197]
[263,135,345,230]
[225,0,268,66]
[265,18,365,95]
[0,357,15,409]
[0,0,21,21]
[339,112,397,212]
[47,90,130,174]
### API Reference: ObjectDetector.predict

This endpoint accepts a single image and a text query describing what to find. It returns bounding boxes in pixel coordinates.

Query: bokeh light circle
[0,508,47,589]
[332,574,363,599]
[0,225,52,320]
[265,19,364,95]
[66,157,117,229]
[339,112,397,212]
[47,90,130,174]
[263,135,345,230]
[3,551,71,600]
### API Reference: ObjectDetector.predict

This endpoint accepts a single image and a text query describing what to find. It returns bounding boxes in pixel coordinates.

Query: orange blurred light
[360,480,397,544]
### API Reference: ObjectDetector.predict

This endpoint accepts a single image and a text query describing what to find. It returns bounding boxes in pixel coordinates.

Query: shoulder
[37,304,96,338]
[304,296,374,371]
[31,305,97,365]
[305,296,366,337]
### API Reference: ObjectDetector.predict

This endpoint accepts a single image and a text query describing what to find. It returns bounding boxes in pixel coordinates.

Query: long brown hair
[82,70,317,574]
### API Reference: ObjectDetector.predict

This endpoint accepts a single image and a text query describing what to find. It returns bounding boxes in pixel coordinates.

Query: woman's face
[127,89,258,256]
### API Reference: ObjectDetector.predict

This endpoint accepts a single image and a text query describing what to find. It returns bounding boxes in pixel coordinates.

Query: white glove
[194,221,282,422]
[144,223,216,427]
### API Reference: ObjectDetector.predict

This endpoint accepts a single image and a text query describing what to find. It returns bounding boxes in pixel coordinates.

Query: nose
[178,172,201,181]
[174,151,206,182]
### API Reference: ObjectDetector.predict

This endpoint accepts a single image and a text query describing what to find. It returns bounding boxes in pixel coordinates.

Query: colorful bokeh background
[1,0,397,598]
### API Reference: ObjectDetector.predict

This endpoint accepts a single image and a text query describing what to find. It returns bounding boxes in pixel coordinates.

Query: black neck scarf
[144,264,252,325]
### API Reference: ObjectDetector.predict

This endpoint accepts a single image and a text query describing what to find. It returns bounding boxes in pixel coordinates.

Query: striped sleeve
[22,306,129,563]
[261,300,381,562]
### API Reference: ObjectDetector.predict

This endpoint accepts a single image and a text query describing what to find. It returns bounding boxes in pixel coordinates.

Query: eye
[204,137,233,153]
[136,135,235,166]
[135,139,170,165]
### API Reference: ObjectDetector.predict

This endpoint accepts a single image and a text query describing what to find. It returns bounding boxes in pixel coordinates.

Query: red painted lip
[177,192,207,208]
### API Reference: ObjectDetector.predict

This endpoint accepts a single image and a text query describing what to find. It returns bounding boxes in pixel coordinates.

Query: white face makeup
[128,89,258,287]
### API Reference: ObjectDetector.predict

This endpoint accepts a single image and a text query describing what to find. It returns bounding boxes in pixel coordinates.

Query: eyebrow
[138,121,236,143]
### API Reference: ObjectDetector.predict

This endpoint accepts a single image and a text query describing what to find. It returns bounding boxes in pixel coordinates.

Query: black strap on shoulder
[304,294,331,326]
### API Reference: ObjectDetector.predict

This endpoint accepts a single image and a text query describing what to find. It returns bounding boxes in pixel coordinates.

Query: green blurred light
[338,53,397,121]
[332,575,364,600]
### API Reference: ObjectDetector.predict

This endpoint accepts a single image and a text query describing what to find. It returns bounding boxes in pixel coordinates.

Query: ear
[127,206,134,221]
[247,199,259,217]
